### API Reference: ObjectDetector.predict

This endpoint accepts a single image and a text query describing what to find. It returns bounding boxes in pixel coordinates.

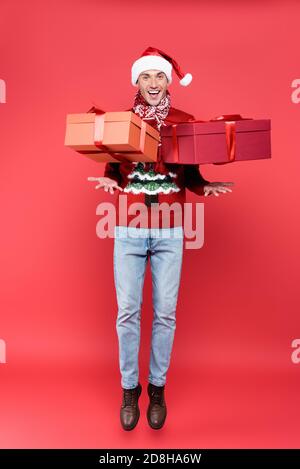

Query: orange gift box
[64,109,160,163]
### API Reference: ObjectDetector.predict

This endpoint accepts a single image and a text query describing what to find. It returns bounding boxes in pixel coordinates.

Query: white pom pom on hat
[131,46,193,87]
[179,72,193,86]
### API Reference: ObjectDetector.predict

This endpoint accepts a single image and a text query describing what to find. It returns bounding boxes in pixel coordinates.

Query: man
[88,47,234,431]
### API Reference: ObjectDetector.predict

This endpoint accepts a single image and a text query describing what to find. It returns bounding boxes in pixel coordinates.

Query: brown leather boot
[120,383,142,431]
[147,383,167,430]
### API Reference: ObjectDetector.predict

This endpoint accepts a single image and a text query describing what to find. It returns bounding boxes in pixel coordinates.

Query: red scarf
[132,89,171,132]
[132,89,171,173]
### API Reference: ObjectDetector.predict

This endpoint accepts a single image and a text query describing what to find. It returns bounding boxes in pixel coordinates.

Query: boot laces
[123,388,137,406]
[150,387,164,405]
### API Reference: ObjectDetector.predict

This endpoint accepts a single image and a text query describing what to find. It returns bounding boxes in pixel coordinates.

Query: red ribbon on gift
[171,124,180,163]
[210,114,251,165]
[170,114,251,165]
[79,106,148,163]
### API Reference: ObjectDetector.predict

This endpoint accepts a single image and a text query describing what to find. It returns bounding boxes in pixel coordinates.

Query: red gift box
[160,115,271,165]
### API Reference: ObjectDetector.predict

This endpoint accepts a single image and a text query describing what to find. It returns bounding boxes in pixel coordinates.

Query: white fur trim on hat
[131,56,172,86]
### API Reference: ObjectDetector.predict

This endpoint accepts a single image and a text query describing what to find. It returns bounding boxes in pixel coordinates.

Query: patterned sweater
[104,106,210,229]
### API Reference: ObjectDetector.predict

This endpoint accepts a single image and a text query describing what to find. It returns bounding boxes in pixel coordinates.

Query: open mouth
[148,90,160,97]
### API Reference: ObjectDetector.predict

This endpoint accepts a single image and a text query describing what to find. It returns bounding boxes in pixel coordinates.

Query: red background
[1,0,300,448]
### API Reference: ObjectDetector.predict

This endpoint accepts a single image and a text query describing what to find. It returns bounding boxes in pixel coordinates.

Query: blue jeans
[113,225,184,389]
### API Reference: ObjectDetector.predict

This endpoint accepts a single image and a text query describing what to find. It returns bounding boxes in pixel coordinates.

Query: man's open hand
[87,176,123,195]
[204,182,234,197]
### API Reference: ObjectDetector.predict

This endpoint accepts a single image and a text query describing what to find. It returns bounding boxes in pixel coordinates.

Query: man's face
[137,69,169,106]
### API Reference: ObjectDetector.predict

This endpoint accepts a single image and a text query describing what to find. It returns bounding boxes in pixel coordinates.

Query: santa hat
[131,46,192,87]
